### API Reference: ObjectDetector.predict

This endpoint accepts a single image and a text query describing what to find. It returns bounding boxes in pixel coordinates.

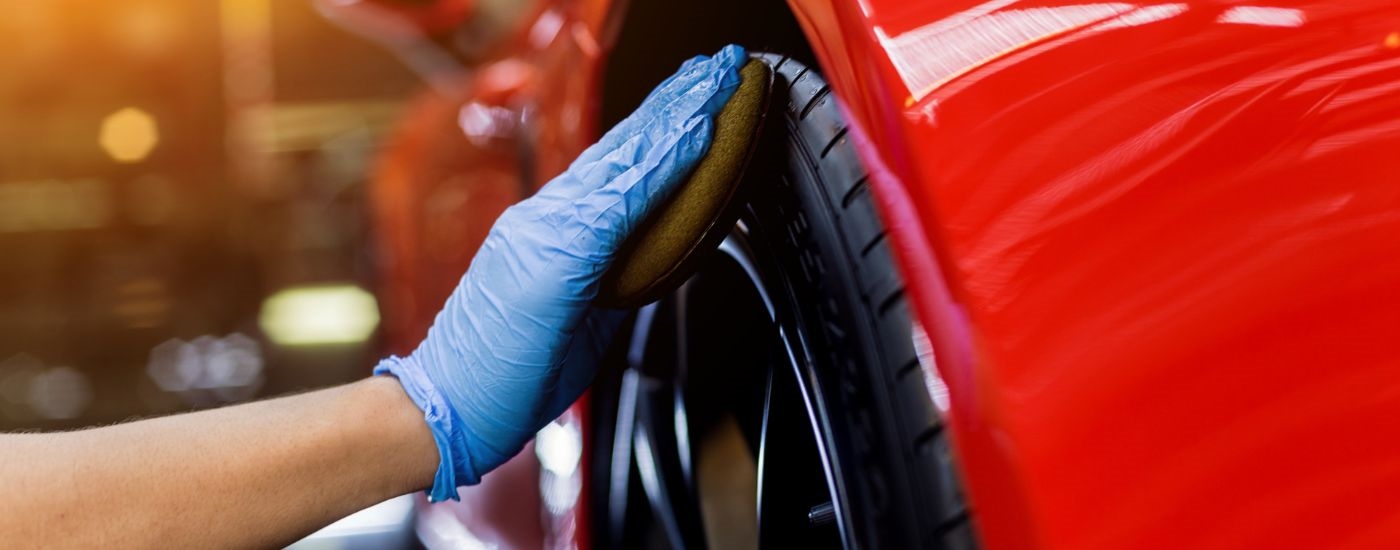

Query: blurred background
[0,0,423,431]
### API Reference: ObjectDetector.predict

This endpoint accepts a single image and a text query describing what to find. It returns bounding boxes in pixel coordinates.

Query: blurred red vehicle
[323,0,1400,548]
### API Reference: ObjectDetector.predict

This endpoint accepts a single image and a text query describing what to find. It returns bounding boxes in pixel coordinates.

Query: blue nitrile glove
[375,44,747,502]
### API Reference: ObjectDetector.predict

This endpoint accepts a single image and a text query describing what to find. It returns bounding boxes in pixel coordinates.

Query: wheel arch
[597,0,814,131]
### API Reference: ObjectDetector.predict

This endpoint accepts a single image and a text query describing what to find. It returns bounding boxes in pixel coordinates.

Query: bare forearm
[0,377,437,549]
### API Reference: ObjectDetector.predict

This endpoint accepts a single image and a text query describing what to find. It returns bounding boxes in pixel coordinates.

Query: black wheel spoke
[756,330,843,550]
[631,288,708,550]
[604,230,848,550]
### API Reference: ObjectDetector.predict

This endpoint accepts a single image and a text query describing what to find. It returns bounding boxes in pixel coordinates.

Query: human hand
[375,45,747,501]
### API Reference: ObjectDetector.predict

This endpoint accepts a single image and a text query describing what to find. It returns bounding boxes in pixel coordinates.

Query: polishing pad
[596,58,773,309]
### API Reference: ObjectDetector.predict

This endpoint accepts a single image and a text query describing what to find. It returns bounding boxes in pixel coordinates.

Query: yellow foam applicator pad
[596,58,773,309]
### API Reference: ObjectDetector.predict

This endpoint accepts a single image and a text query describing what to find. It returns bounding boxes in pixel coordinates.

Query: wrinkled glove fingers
[538,45,746,202]
[572,49,743,188]
[567,54,709,170]
[577,115,714,252]
[571,46,735,169]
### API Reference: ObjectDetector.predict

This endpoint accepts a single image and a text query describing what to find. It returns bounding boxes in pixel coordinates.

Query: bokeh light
[146,334,265,405]
[0,355,93,421]
[259,284,381,346]
[2,0,419,434]
[98,107,161,163]
[28,367,93,420]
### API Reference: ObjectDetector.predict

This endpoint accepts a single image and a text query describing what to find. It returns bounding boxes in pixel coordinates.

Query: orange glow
[98,107,160,163]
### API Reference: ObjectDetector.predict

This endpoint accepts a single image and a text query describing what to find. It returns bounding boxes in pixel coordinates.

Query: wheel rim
[605,221,850,549]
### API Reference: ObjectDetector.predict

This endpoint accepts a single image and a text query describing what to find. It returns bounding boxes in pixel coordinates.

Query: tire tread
[755,54,976,550]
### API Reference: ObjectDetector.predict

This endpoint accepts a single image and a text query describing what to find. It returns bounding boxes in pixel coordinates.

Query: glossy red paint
[790,0,1400,547]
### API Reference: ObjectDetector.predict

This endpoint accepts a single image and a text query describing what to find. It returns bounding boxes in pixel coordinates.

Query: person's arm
[0,377,435,549]
[0,45,746,549]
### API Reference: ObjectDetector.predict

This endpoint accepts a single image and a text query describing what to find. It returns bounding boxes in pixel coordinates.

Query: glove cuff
[373,356,481,501]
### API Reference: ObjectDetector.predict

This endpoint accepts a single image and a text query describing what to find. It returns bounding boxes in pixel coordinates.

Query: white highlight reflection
[878,2,1136,101]
[536,418,584,516]
[289,494,415,549]
[1217,6,1306,28]
[1092,4,1190,31]
[536,421,583,476]
[911,323,952,414]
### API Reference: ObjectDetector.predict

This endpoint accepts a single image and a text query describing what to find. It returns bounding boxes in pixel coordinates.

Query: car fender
[787,0,1400,547]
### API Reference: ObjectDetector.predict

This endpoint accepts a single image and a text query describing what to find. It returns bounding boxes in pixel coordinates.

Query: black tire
[745,54,976,550]
[591,54,976,550]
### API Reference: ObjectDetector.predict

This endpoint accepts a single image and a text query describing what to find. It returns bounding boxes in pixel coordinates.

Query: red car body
[347,0,1400,547]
